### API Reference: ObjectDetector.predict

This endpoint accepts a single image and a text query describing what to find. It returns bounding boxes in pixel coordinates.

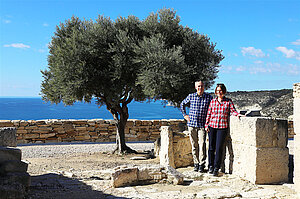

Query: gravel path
[17,141,154,158]
[18,139,294,159]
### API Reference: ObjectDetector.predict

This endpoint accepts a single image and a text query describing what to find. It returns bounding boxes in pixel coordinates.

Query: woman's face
[216,86,225,98]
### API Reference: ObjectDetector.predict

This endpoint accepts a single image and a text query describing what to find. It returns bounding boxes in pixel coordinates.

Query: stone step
[0,160,28,175]
[0,147,21,163]
[0,183,26,199]
[0,172,31,188]
[0,127,17,147]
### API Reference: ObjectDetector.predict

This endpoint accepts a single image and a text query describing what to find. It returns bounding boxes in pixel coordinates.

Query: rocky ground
[18,141,297,199]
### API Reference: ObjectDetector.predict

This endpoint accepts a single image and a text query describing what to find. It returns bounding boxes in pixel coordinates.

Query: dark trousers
[208,127,228,170]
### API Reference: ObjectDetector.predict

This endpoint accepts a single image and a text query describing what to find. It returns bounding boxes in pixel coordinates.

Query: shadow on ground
[288,154,294,183]
[26,173,130,199]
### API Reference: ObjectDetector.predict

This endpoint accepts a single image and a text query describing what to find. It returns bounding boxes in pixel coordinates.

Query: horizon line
[0,88,293,98]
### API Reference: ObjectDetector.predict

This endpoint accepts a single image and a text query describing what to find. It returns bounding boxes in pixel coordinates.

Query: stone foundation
[0,128,30,199]
[293,83,300,196]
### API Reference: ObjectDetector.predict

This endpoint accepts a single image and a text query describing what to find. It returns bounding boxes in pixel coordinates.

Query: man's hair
[195,80,204,85]
[215,83,227,94]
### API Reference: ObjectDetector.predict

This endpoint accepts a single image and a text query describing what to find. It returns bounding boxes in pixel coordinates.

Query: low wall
[0,119,186,144]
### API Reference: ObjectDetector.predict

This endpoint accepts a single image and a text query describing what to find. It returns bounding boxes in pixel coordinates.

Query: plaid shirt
[180,92,213,128]
[205,97,239,129]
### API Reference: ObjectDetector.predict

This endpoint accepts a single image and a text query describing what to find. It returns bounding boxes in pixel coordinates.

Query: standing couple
[180,81,244,177]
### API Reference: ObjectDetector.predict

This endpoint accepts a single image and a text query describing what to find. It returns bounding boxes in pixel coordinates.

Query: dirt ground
[23,149,298,199]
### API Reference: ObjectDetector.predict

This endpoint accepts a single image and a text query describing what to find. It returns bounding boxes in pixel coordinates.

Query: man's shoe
[198,165,205,173]
[213,169,219,177]
[208,166,214,174]
[194,164,199,172]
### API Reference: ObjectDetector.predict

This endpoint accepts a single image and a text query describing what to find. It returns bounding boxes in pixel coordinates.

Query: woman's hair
[215,83,227,94]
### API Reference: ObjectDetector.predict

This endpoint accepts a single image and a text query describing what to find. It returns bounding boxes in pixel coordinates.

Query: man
[180,81,213,172]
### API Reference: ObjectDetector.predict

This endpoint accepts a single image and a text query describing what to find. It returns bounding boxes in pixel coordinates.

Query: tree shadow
[27,173,130,199]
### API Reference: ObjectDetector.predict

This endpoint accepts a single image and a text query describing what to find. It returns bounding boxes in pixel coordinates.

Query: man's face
[195,81,204,95]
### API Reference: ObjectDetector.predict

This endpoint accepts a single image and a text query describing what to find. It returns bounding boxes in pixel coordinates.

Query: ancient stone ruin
[0,127,30,199]
[293,82,300,197]
[159,117,289,185]
[111,165,184,188]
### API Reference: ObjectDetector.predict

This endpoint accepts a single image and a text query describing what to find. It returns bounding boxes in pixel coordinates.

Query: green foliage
[41,8,224,113]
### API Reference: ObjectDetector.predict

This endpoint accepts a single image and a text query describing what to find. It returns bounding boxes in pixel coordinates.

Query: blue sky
[1,0,299,97]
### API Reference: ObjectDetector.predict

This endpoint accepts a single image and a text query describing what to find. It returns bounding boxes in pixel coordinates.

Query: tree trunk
[112,105,137,154]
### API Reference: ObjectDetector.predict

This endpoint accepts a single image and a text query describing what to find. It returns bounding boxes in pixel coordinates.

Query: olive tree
[41,8,224,153]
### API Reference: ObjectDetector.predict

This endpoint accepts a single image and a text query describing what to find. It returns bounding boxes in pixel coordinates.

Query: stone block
[293,82,300,98]
[255,147,289,184]
[23,133,39,139]
[229,143,289,184]
[294,83,300,196]
[0,127,17,147]
[39,133,56,139]
[138,166,163,182]
[16,130,28,134]
[173,135,193,168]
[230,117,288,148]
[166,166,184,185]
[111,167,138,188]
[294,134,300,192]
[0,147,21,163]
[159,126,175,168]
[294,98,300,135]
[0,183,27,199]
[0,160,28,174]
[0,121,14,127]
[5,172,31,188]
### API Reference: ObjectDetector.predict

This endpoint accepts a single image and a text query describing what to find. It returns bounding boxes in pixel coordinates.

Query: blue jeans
[208,127,228,170]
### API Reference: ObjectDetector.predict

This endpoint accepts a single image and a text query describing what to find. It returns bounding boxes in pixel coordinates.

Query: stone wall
[0,119,186,144]
[293,83,300,196]
[0,128,30,198]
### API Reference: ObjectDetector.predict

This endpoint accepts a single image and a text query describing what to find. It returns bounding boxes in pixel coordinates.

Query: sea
[0,98,183,121]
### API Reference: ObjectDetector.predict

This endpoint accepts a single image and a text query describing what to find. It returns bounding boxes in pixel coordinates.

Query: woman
[205,83,244,176]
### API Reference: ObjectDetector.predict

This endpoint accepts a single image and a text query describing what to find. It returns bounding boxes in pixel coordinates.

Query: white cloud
[254,60,264,65]
[3,43,30,49]
[241,47,266,58]
[220,65,233,73]
[3,19,11,24]
[225,62,299,76]
[286,64,300,75]
[276,46,300,60]
[249,67,271,74]
[291,39,300,46]
[43,23,49,27]
[236,66,246,72]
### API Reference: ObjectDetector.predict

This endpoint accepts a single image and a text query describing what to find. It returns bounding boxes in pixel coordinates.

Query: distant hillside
[225,89,293,120]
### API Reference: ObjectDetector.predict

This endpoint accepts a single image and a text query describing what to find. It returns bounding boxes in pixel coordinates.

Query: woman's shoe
[198,165,205,173]
[213,168,219,177]
[194,164,199,172]
[208,166,214,174]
